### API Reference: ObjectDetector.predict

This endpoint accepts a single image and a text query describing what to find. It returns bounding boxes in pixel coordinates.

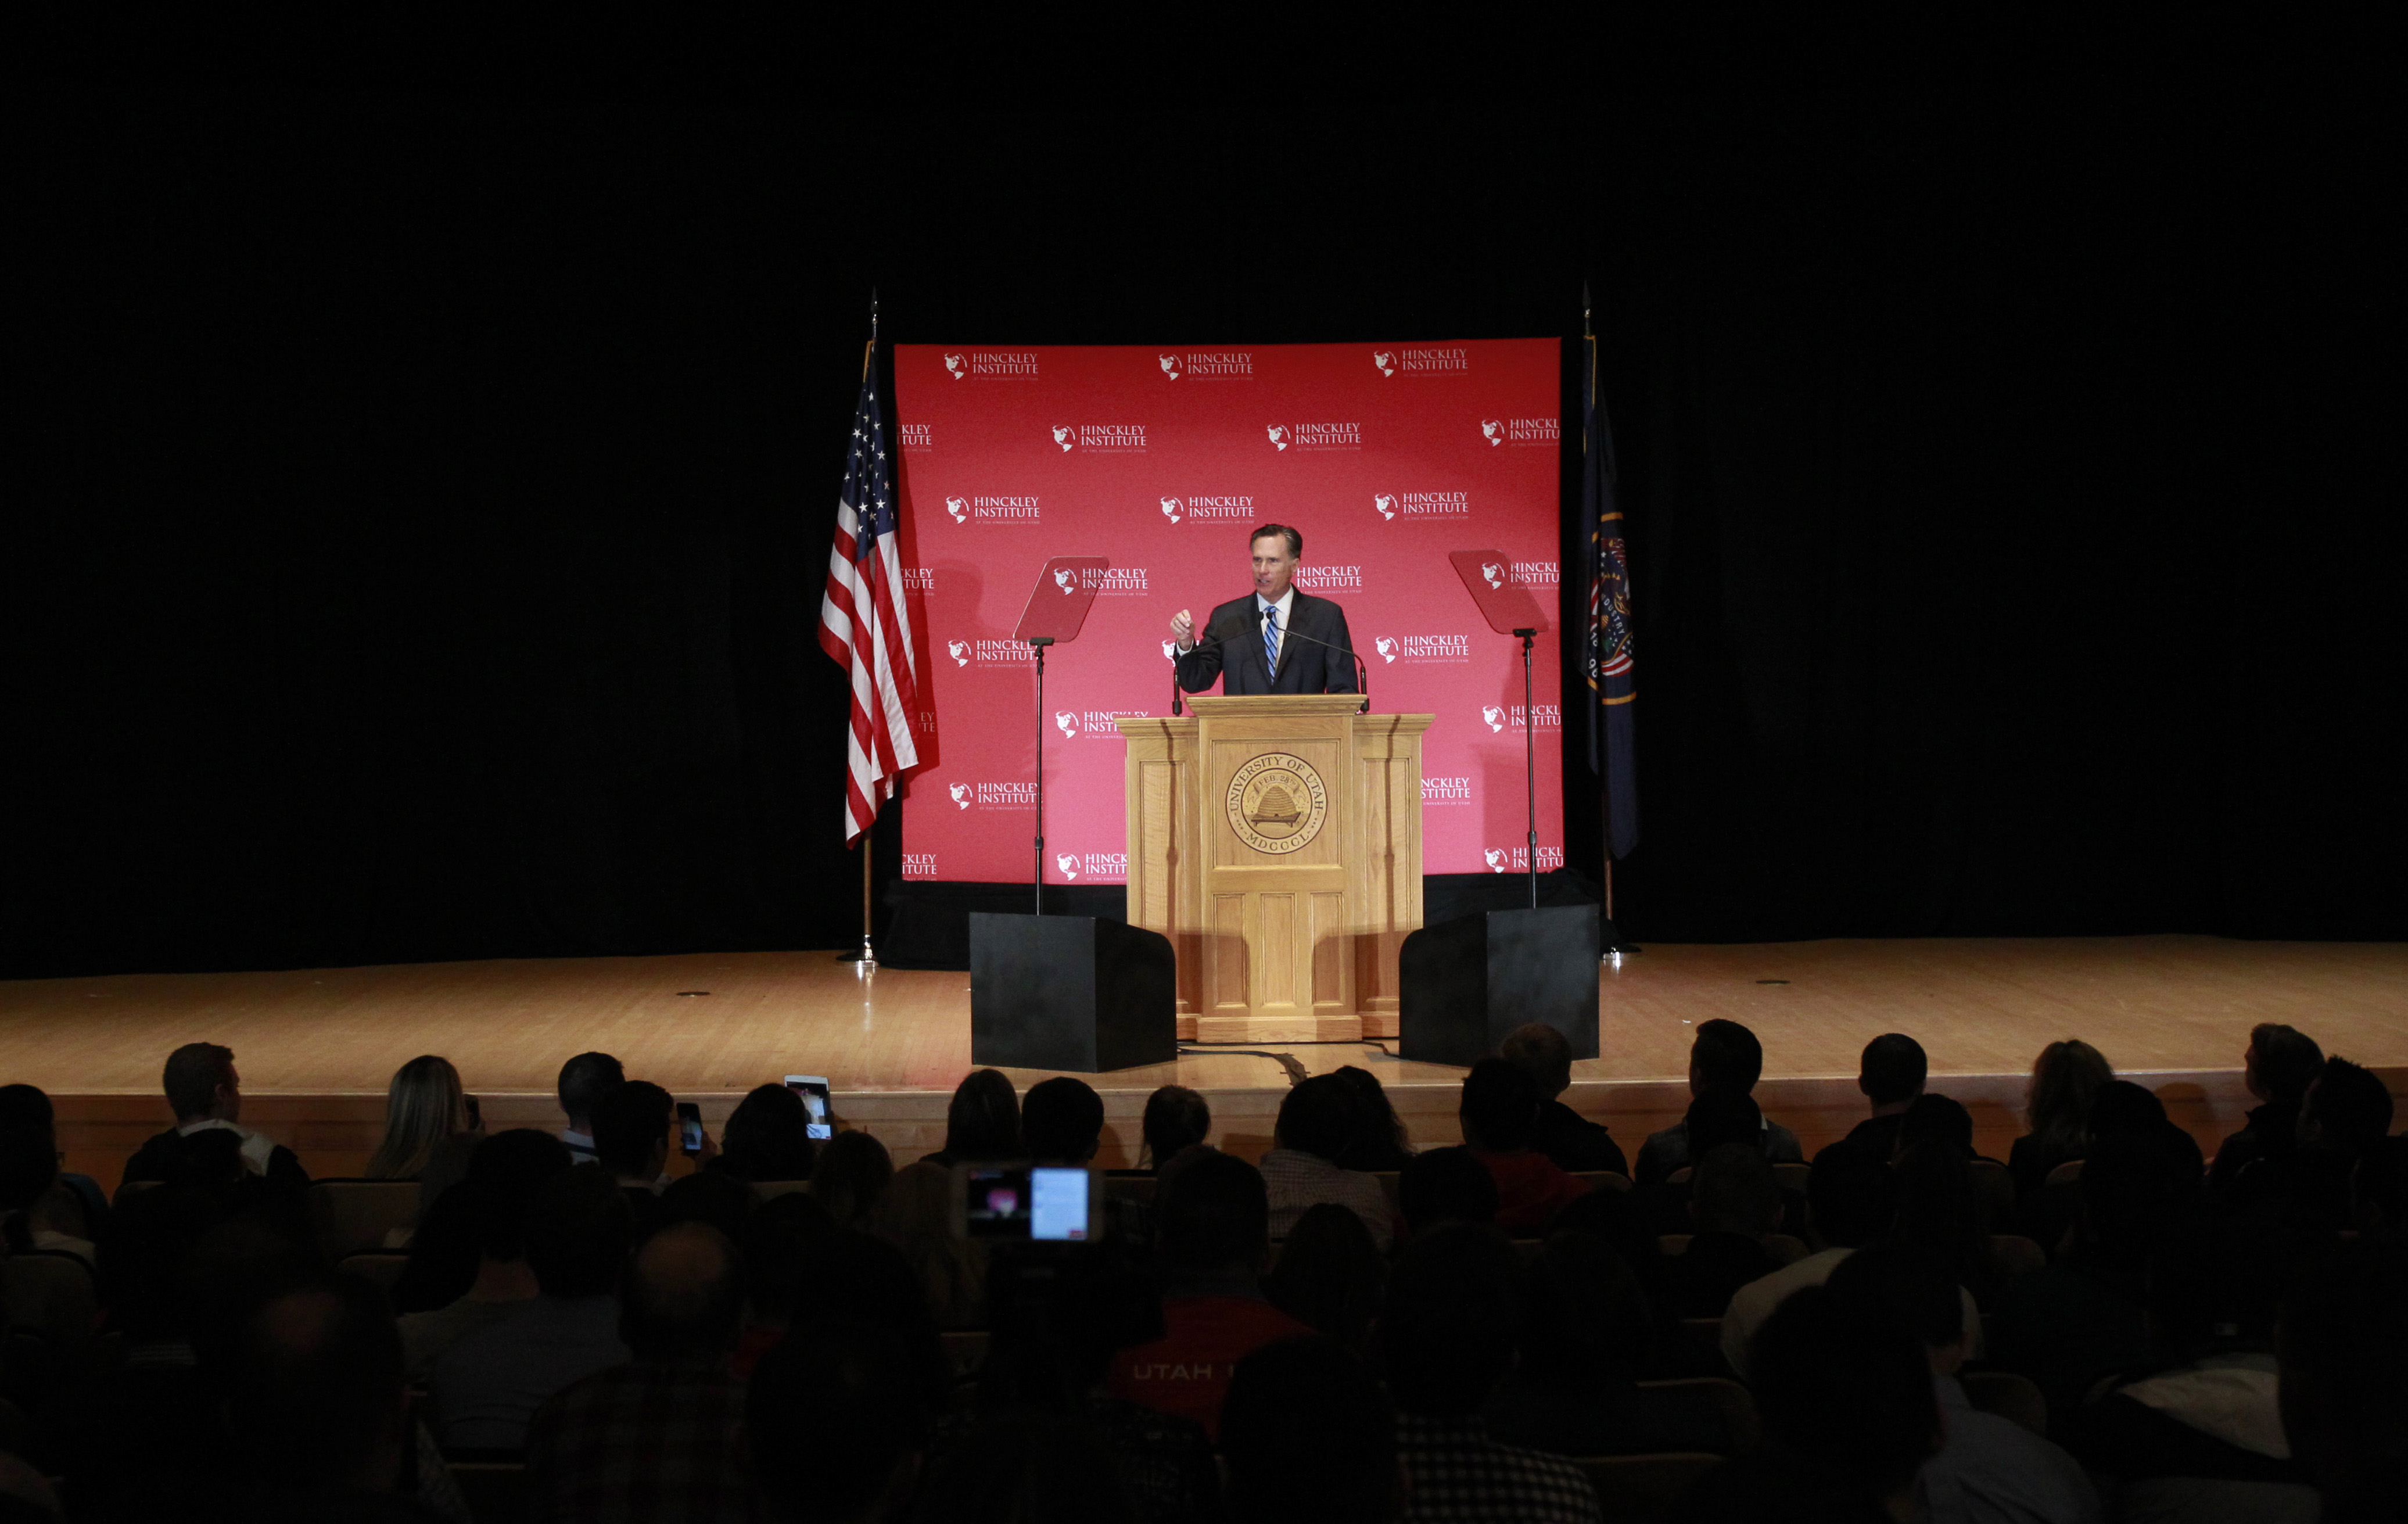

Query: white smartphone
[783,1075,834,1141]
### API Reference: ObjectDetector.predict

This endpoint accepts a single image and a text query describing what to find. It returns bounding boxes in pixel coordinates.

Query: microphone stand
[1170,625,1236,715]
[1030,635,1054,916]
[1515,626,1538,910]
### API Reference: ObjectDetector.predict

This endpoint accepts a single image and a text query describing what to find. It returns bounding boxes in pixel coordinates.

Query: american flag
[817,348,923,842]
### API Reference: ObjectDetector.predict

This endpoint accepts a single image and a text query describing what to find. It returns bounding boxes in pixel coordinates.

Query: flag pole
[841,291,881,969]
[1585,283,1612,934]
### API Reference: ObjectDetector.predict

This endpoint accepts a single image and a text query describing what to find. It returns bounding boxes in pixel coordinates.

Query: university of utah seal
[1226,752,1330,855]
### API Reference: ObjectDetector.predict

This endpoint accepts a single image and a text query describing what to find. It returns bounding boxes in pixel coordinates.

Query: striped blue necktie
[1262,604,1278,682]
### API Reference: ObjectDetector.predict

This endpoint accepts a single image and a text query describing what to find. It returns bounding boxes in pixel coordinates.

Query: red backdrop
[891,339,1564,887]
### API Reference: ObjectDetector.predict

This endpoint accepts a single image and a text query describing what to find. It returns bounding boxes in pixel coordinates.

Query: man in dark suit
[1170,523,1361,695]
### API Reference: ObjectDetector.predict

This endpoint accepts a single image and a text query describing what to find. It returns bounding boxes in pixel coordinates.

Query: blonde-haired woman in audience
[2009,1039,2112,1197]
[367,1053,481,1185]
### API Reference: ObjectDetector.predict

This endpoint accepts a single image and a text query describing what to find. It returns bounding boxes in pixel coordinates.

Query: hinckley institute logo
[1372,490,1470,522]
[1056,709,1150,739]
[1480,704,1564,733]
[1480,417,1562,447]
[902,567,938,595]
[1294,564,1363,592]
[946,781,1038,811]
[1373,346,1470,377]
[1161,493,1256,525]
[1422,776,1473,805]
[1373,634,1472,665]
[945,351,1039,380]
[901,853,939,879]
[1051,423,1149,453]
[946,639,1039,669]
[1054,851,1129,882]
[1089,568,1150,598]
[1161,351,1253,380]
[944,494,1042,525]
[1484,845,1567,873]
[1267,422,1363,452]
[1470,559,1564,591]
[900,422,933,452]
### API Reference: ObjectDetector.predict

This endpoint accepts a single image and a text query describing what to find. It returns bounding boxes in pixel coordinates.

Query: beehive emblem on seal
[1226,752,1330,855]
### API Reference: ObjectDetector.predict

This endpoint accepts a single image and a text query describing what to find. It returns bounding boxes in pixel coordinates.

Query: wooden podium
[1115,695,1431,1044]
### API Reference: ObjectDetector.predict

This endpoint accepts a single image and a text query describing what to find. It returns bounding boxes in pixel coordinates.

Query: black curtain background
[9,31,2398,980]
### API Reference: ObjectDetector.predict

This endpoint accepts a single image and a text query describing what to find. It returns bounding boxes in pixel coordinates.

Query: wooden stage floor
[6,935,2403,1189]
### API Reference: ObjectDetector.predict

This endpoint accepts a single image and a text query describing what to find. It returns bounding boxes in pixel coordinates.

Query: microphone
[1271,621,1370,713]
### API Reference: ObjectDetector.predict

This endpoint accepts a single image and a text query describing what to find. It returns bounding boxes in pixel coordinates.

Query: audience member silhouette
[1106,1149,1307,1439]
[0,1082,108,1242]
[971,1238,1215,1524]
[1816,1033,1928,1164]
[1825,1244,2100,1523]
[1329,1065,1416,1172]
[656,1168,753,1245]
[121,1041,309,1195]
[1499,1021,1628,1175]
[1989,1118,2204,1428]
[705,1082,816,1183]
[1893,1092,1978,1160]
[2069,1217,2305,1515]
[1721,1148,1904,1380]
[1382,1224,1602,1521]
[2276,1055,2397,1233]
[2207,1022,2320,1196]
[1396,1145,1499,1240]
[730,1190,837,1378]
[1259,1073,1394,1250]
[1682,1285,1940,1523]
[2009,1038,2112,1196]
[393,1127,573,1368]
[1890,1141,1998,1308]
[812,1129,895,1230]
[527,1220,751,1522]
[555,1051,625,1164]
[224,1276,446,1522]
[1023,1075,1107,1166]
[1637,1020,1802,1188]
[747,1314,946,1524]
[364,1053,477,1188]
[1136,1085,1211,1171]
[1668,1142,1786,1317]
[428,1163,636,1452]
[2278,1239,2408,1524]
[921,1068,1022,1168]
[1264,1200,1386,1357]
[1222,1337,1402,1524]
[1458,1057,1591,1233]
[591,1079,677,1230]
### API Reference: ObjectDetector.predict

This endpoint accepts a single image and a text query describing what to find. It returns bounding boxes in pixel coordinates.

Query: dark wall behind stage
[8,66,2399,979]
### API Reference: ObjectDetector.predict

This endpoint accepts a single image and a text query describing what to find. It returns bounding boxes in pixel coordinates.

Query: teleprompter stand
[968,557,1176,1072]
[1397,552,1600,1065]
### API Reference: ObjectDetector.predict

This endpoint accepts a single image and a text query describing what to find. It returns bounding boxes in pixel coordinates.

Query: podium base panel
[1398,905,1600,1068]
[1190,1013,1363,1045]
[970,913,1178,1073]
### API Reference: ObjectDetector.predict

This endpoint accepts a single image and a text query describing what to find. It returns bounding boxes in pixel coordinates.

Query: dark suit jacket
[1175,591,1360,695]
